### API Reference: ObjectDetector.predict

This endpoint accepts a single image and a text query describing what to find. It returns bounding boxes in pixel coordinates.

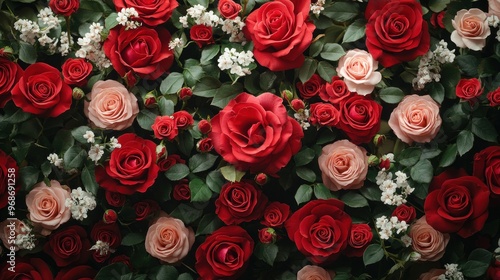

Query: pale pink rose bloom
[318,139,368,191]
[418,268,446,280]
[84,80,139,130]
[145,212,195,263]
[25,180,71,236]
[336,49,382,96]
[409,216,450,262]
[297,265,335,280]
[489,0,500,17]
[0,218,28,251]
[451,8,491,51]
[388,94,442,144]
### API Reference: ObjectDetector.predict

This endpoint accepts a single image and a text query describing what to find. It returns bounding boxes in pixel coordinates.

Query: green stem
[66,16,72,49]
[181,262,197,275]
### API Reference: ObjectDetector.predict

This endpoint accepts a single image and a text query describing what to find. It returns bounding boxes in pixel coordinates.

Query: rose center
[348,105,367,122]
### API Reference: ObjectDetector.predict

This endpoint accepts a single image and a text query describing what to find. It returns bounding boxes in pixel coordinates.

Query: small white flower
[66,187,97,221]
[90,240,115,256]
[47,153,64,168]
[109,137,121,150]
[83,130,95,143]
[401,235,412,247]
[88,144,104,163]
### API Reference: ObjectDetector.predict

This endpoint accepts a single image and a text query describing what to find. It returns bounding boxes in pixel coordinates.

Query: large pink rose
[243,0,315,71]
[409,216,450,261]
[451,9,491,51]
[113,0,178,26]
[336,49,382,96]
[209,92,303,175]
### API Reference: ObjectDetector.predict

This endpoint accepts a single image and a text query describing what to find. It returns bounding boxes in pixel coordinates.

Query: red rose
[296,74,325,99]
[339,94,382,144]
[309,102,340,127]
[133,199,160,221]
[95,133,159,195]
[49,0,79,16]
[61,58,93,87]
[487,87,500,107]
[197,138,213,153]
[105,190,126,207]
[215,181,268,225]
[113,0,178,26]
[43,225,91,267]
[178,87,193,100]
[365,0,430,67]
[474,146,500,196]
[103,209,118,224]
[285,199,352,264]
[254,173,268,185]
[243,0,315,71]
[0,150,18,209]
[258,228,276,244]
[195,226,254,280]
[109,255,133,269]
[320,76,354,105]
[1,258,53,280]
[152,116,178,140]
[392,204,416,223]
[11,62,72,117]
[190,25,215,48]
[198,119,212,134]
[91,220,122,249]
[55,265,97,280]
[173,110,194,129]
[158,154,185,172]
[431,11,446,29]
[424,169,490,238]
[173,179,191,201]
[218,0,241,19]
[291,99,305,111]
[210,92,303,175]
[261,201,290,228]
[488,260,500,280]
[345,224,373,257]
[0,57,23,107]
[456,78,483,100]
[103,26,174,81]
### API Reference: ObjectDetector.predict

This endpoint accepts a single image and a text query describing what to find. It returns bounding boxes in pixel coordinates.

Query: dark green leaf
[52,129,75,155]
[428,82,445,104]
[71,126,93,144]
[429,0,450,12]
[363,244,384,266]
[63,145,87,171]
[4,108,31,124]
[441,63,461,99]
[294,148,316,166]
[187,0,208,7]
[183,64,204,86]
[342,19,366,43]
[309,40,324,57]
[160,73,184,95]
[196,214,224,236]
[20,166,39,191]
[295,184,313,205]
[189,153,218,173]
[457,130,474,156]
[11,138,33,163]
[193,77,221,98]
[296,167,316,182]
[121,232,145,246]
[165,164,190,181]
[200,45,220,65]
[471,118,498,143]
[158,98,175,116]
[341,192,368,208]
[82,165,99,195]
[359,186,382,201]
[137,110,157,131]
[254,243,279,266]
[398,147,422,167]
[149,265,179,280]
[317,61,337,82]
[455,55,479,77]
[19,42,37,64]
[439,143,458,167]
[211,83,243,108]
[220,165,246,182]
[206,170,225,193]
[410,159,433,184]
[95,263,130,280]
[40,161,52,177]
[314,183,334,199]
[189,178,212,202]
[322,2,359,22]
[177,273,194,280]
[461,260,490,278]
[259,71,277,90]
[170,204,203,224]
[320,43,345,61]
[379,87,404,104]
[298,58,318,83]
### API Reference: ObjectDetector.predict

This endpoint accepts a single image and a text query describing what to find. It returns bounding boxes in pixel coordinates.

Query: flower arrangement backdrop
[0,0,500,279]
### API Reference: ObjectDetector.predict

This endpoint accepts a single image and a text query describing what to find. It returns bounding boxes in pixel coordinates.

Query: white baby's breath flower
[47,153,63,168]
[88,144,104,163]
[83,130,95,143]
[65,187,97,221]
[90,240,115,256]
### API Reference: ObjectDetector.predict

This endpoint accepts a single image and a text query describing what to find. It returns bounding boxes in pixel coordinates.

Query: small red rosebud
[124,71,138,88]
[103,209,118,224]
[373,134,386,147]
[178,87,193,101]
[281,90,294,101]
[72,87,84,100]
[290,99,305,111]
[198,119,212,134]
[255,173,268,186]
[144,92,157,108]
[156,143,167,159]
[379,158,391,170]
[0,47,13,57]
[197,138,214,153]
[258,228,276,244]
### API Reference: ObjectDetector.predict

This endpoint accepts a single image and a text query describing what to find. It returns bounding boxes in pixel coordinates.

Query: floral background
[0,0,500,279]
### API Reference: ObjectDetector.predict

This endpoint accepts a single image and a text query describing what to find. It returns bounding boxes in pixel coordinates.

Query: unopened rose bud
[196,138,213,153]
[178,87,193,101]
[368,155,379,167]
[144,92,157,108]
[0,46,13,57]
[373,134,386,147]
[281,90,294,101]
[409,251,421,261]
[379,158,392,170]
[103,209,118,224]
[198,119,212,134]
[72,87,84,100]
[156,143,167,159]
[255,173,268,186]
[290,99,305,111]
[258,228,276,244]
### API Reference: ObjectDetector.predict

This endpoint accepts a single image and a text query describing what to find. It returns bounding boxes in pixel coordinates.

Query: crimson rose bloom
[133,199,160,221]
[1,258,53,280]
[243,0,315,71]
[105,190,126,207]
[261,201,290,228]
[43,225,91,267]
[190,25,215,48]
[210,92,303,175]
[320,76,354,105]
[0,57,23,107]
[195,226,254,280]
[309,102,340,127]
[55,265,97,280]
[424,169,490,238]
[345,223,373,258]
[296,74,325,99]
[392,204,416,223]
[456,78,483,100]
[103,26,174,81]
[285,199,352,264]
[474,146,500,196]
[173,110,194,129]
[152,116,178,140]
[91,220,122,249]
[218,0,241,19]
[158,154,185,171]
[61,58,93,87]
[339,94,382,144]
[95,133,159,195]
[487,87,500,107]
[173,179,191,201]
[216,181,268,225]
[0,150,18,209]
[488,260,500,280]
[365,0,430,67]
[11,62,72,117]
[49,0,79,16]
[113,0,178,26]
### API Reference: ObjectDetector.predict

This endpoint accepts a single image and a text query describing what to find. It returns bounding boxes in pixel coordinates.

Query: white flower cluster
[376,215,409,240]
[180,4,222,28]
[109,136,121,150]
[294,109,311,130]
[14,223,36,250]
[64,187,97,221]
[75,22,111,70]
[47,153,64,168]
[13,19,40,44]
[376,169,414,206]
[221,17,246,43]
[494,237,500,260]
[412,40,456,90]
[310,0,326,16]
[88,144,105,163]
[218,48,254,76]
[437,264,465,280]
[90,240,115,256]
[169,37,185,50]
[116,7,142,30]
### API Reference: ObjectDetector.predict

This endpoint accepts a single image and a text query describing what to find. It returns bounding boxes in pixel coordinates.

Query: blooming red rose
[190,25,215,48]
[173,110,194,129]
[392,204,416,223]
[218,0,241,19]
[91,220,122,249]
[216,181,268,225]
[210,92,303,175]
[243,0,315,71]
[258,228,276,244]
[103,26,174,81]
[133,199,160,221]
[344,223,373,258]
[105,190,126,207]
[198,119,212,134]
[0,57,23,107]
[339,94,382,145]
[178,87,193,100]
[261,201,290,228]
[1,258,53,280]
[109,255,133,270]
[285,199,352,264]
[11,62,72,117]
[43,225,91,267]
[55,265,97,280]
[309,102,340,127]
[296,74,325,99]
[431,11,446,29]
[0,150,18,209]
[424,169,490,238]
[487,87,500,107]
[456,78,483,100]
[95,133,159,195]
[61,58,93,87]
[474,146,500,196]
[197,138,213,153]
[103,209,118,224]
[195,226,254,280]
[320,76,354,105]
[113,0,178,26]
[152,116,178,140]
[173,179,191,201]
[365,0,430,67]
[158,154,185,172]
[49,0,79,16]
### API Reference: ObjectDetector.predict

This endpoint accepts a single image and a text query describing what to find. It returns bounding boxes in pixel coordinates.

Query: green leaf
[471,118,498,143]
[189,178,213,202]
[196,214,224,236]
[398,147,422,167]
[341,192,368,208]
[429,0,450,12]
[183,64,204,86]
[259,71,277,90]
[314,183,334,199]
[104,12,119,30]
[295,184,313,205]
[193,77,221,98]
[3,108,31,124]
[294,147,316,166]
[254,243,279,266]
[455,55,479,77]
[121,232,145,246]
[220,165,246,182]
[149,265,179,280]
[71,126,93,144]
[410,159,433,184]
[298,58,318,83]
[95,263,130,280]
[187,0,208,7]
[317,61,337,82]
[165,164,190,181]
[322,2,359,22]
[359,186,382,201]
[363,244,384,266]
[63,145,87,171]
[296,167,316,182]
[461,261,490,278]
[211,83,243,108]
[441,63,461,99]
[206,170,225,193]
[188,153,218,173]
[342,19,366,43]
[320,43,345,62]
[20,166,39,191]
[19,42,37,64]
[137,110,157,131]
[439,143,458,167]
[428,82,445,104]
[170,203,203,224]
[11,138,33,163]
[160,72,184,95]
[200,45,220,65]
[457,130,474,156]
[379,87,404,104]
[177,131,194,156]
[82,165,99,195]
[40,161,52,178]
[309,40,324,57]
[177,273,194,280]
[158,98,175,116]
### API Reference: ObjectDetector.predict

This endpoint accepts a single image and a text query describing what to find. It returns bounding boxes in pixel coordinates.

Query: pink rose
[409,216,450,262]
[145,213,195,263]
[337,49,382,96]
[25,180,71,236]
[318,140,368,191]
[297,265,334,280]
[489,0,500,18]
[84,80,139,130]
[451,9,491,51]
[388,95,442,144]
[0,219,28,251]
[418,269,446,280]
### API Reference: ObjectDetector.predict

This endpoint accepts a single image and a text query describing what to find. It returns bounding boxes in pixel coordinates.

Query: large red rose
[1,258,53,280]
[243,0,315,71]
[474,146,500,196]
[43,225,91,267]
[209,92,303,175]
[49,0,79,16]
[0,150,18,209]
[215,181,268,225]
[338,94,382,145]
[95,133,159,195]
[0,57,23,107]
[55,265,97,280]
[103,26,174,81]
[218,0,241,19]
[285,199,352,264]
[195,226,254,280]
[365,0,430,67]
[424,169,490,238]
[113,0,178,26]
[11,62,72,117]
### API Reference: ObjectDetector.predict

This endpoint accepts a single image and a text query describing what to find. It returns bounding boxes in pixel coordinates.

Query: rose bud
[281,90,294,101]
[173,179,191,201]
[258,228,276,244]
[197,138,213,153]
[0,46,13,57]
[178,87,193,101]
[290,99,305,111]
[198,119,212,134]
[144,91,157,108]
[367,155,379,167]
[255,173,268,186]
[72,87,85,100]
[156,142,167,159]
[103,209,118,224]
[373,134,386,147]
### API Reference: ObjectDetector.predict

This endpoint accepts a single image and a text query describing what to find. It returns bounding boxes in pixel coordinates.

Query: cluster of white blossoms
[221,16,246,43]
[180,4,222,28]
[169,37,185,50]
[90,240,115,256]
[376,169,414,206]
[487,15,500,41]
[294,109,311,130]
[376,215,409,240]
[217,48,254,76]
[412,40,456,90]
[75,22,111,69]
[87,135,121,163]
[437,264,465,280]
[88,144,105,163]
[14,223,36,250]
[64,187,97,221]
[116,7,142,30]
[47,153,64,168]
[310,0,326,16]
